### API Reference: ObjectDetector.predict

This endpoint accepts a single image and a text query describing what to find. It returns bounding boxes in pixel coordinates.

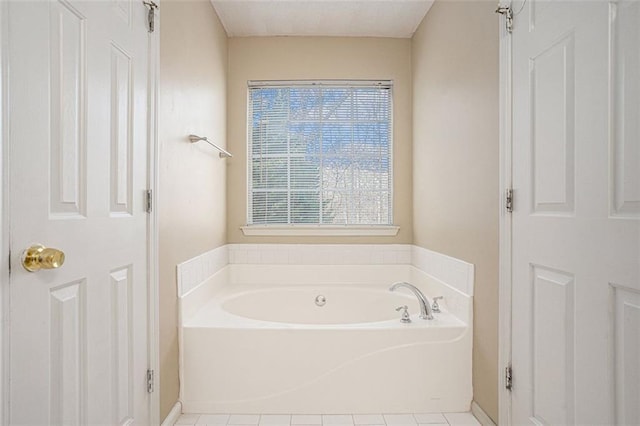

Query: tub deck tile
[353,414,384,425]
[197,414,231,425]
[229,415,261,425]
[443,413,481,426]
[412,414,447,424]
[175,412,485,426]
[291,415,322,425]
[177,414,200,425]
[260,415,292,426]
[322,415,354,425]
[383,414,417,426]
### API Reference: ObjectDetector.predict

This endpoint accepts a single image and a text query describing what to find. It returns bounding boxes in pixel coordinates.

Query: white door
[510,0,640,424]
[7,0,153,424]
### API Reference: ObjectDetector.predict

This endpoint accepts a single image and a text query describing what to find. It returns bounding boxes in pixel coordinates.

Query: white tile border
[411,246,474,296]
[177,244,474,299]
[177,245,229,297]
[161,401,182,426]
[228,244,412,266]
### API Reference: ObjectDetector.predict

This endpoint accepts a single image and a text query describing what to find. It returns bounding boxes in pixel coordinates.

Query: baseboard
[161,401,182,426]
[471,401,496,426]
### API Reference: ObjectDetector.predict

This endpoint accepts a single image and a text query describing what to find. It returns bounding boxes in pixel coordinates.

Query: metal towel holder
[188,134,233,158]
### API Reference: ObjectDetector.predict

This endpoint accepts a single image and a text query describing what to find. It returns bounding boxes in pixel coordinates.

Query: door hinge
[505,188,514,213]
[143,1,158,33]
[146,369,154,393]
[145,189,153,213]
[495,5,513,33]
[505,364,513,391]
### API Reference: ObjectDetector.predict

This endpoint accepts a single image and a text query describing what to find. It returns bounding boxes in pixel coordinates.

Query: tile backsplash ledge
[176,246,229,296]
[229,244,412,265]
[177,244,474,298]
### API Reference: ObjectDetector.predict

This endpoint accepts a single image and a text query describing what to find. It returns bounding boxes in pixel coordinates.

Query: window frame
[244,80,398,236]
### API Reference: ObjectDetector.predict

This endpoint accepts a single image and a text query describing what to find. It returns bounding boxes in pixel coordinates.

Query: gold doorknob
[21,244,65,272]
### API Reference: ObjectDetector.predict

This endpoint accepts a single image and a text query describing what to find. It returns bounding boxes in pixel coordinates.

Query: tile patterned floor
[175,412,481,426]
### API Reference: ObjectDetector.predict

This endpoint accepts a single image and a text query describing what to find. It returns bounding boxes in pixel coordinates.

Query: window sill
[240,225,400,237]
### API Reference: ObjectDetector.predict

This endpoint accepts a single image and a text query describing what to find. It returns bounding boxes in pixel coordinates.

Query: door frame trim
[147,2,161,423]
[498,2,513,425]
[0,0,9,423]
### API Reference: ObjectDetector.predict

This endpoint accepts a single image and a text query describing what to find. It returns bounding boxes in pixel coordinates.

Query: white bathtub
[179,265,472,414]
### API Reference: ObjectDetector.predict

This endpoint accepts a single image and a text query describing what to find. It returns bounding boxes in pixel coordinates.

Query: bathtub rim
[184,283,468,330]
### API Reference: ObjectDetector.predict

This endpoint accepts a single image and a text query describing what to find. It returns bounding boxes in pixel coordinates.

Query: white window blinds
[248,81,393,226]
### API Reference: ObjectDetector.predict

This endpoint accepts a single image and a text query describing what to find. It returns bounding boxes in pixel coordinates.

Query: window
[247,80,393,230]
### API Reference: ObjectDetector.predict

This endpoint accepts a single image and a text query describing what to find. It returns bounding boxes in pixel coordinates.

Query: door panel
[8,1,151,424]
[49,280,86,425]
[530,34,575,215]
[530,265,575,425]
[110,265,134,424]
[610,1,640,218]
[510,1,640,425]
[49,0,87,218]
[613,286,640,425]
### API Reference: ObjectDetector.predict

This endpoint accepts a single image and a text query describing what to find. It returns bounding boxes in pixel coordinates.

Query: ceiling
[210,0,435,38]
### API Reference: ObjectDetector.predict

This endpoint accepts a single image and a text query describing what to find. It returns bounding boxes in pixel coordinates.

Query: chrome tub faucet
[389,282,434,320]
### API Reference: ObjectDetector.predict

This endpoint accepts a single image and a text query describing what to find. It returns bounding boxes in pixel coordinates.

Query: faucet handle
[395,305,411,323]
[432,296,444,313]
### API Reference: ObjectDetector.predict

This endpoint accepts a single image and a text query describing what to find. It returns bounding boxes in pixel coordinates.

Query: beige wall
[226,37,413,244]
[159,1,228,420]
[412,2,499,422]
[158,8,499,421]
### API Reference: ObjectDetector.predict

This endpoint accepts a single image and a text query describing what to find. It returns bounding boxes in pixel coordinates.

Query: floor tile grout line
[177,412,472,426]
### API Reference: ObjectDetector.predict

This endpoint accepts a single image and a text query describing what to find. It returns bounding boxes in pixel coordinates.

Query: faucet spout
[389,281,434,320]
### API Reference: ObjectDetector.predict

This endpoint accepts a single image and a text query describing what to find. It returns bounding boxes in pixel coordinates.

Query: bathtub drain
[315,295,326,307]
